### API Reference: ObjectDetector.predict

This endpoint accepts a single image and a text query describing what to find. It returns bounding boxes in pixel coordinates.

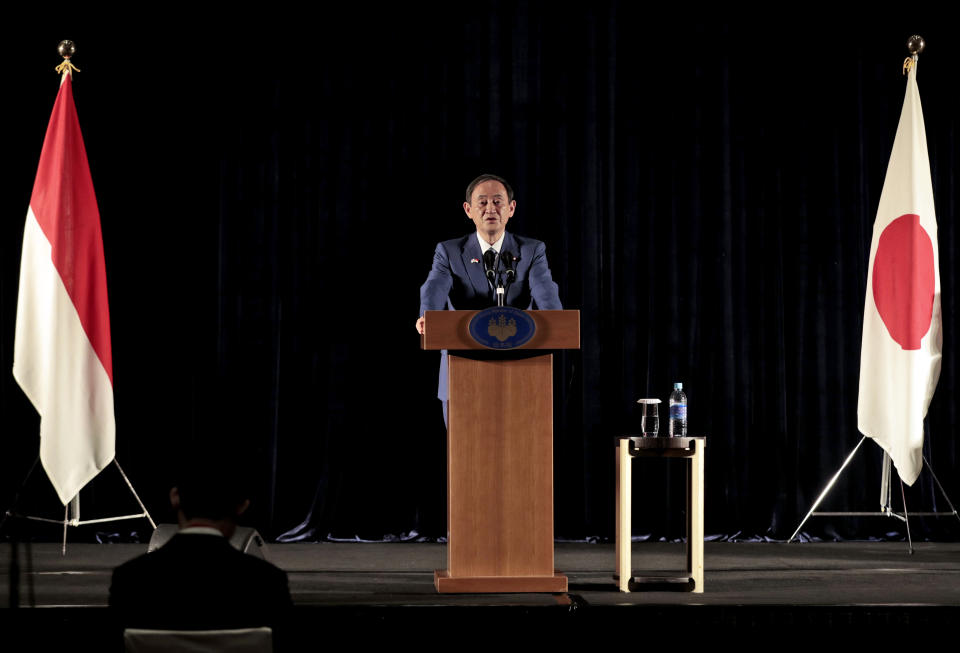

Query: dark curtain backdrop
[2,9,958,542]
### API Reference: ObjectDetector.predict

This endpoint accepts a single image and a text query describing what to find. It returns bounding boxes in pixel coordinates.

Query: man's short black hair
[465,174,514,203]
[174,451,250,522]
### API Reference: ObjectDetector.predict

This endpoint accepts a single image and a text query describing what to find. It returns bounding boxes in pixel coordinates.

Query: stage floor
[4,540,959,606]
[2,541,959,640]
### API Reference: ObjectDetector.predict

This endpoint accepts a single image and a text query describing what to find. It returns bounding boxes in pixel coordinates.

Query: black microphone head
[483,248,497,268]
[483,249,498,280]
[501,250,516,281]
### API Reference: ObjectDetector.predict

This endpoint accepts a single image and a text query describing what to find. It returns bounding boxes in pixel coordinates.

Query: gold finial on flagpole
[55,40,81,75]
[907,35,925,55]
[903,35,924,75]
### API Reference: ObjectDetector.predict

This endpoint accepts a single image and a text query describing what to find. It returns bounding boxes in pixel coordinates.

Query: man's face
[464,180,515,239]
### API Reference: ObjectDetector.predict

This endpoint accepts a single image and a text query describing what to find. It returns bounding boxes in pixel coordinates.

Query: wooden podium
[422,309,579,593]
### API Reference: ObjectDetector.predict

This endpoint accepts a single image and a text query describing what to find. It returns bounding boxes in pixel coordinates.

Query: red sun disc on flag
[872,213,935,351]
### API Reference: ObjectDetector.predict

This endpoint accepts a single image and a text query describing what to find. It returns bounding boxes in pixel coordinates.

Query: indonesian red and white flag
[13,69,115,505]
[857,60,942,486]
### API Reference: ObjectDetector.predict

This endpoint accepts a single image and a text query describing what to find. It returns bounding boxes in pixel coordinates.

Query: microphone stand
[500,250,516,306]
[487,250,516,307]
[483,249,502,306]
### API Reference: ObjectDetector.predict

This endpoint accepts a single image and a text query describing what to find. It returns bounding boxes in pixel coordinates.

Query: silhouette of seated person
[109,461,292,631]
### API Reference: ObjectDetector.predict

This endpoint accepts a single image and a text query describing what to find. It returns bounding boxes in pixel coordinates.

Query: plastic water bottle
[668,382,687,437]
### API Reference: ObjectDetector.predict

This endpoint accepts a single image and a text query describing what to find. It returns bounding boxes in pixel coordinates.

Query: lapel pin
[470,258,479,264]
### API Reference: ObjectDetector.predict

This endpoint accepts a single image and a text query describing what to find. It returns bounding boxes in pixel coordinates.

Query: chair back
[123,626,272,653]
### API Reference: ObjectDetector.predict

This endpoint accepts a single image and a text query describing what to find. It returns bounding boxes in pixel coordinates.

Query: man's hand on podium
[416,316,425,335]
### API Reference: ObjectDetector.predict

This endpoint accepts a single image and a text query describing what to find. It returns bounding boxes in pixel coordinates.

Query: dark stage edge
[2,542,959,643]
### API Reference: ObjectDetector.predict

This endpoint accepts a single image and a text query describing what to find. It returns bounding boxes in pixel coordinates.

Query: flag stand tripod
[789,433,960,551]
[1,457,155,555]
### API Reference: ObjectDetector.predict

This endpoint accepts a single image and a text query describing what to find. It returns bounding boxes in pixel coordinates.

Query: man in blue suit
[417,174,562,416]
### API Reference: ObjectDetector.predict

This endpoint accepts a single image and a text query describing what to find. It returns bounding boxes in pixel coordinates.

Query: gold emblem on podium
[487,314,517,342]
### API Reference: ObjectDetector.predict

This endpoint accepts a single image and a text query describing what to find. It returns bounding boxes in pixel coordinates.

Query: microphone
[483,249,498,283]
[501,250,516,283]
[498,250,516,307]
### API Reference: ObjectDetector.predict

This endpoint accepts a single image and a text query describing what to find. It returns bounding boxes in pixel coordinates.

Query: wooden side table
[615,436,705,593]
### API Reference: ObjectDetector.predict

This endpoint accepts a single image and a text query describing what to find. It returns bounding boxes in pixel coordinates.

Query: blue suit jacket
[419,232,562,400]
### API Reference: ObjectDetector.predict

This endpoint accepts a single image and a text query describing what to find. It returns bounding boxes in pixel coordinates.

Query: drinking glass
[636,398,661,437]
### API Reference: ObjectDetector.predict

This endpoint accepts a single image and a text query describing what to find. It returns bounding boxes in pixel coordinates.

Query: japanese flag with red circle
[13,70,115,505]
[858,60,942,486]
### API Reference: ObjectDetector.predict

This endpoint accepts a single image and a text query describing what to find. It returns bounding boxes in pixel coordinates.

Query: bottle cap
[674,382,683,390]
